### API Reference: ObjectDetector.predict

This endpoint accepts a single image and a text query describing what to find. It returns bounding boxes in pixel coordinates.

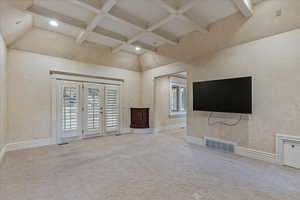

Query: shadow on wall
[189,111,250,148]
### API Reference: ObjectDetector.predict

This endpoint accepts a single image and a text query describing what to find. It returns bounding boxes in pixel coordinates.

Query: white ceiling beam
[87,13,106,31]
[106,14,145,32]
[112,32,146,53]
[154,0,208,34]
[113,0,206,54]
[28,7,157,53]
[101,0,119,12]
[154,0,177,14]
[147,14,175,32]
[232,0,253,17]
[76,0,120,44]
[76,30,88,44]
[76,14,105,44]
[67,0,100,13]
[134,42,157,52]
[108,14,176,45]
[178,0,198,14]
[112,13,178,54]
[177,15,207,34]
[70,0,176,51]
[149,32,176,45]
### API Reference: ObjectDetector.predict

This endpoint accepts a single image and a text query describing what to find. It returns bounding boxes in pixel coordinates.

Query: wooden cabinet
[130,108,149,129]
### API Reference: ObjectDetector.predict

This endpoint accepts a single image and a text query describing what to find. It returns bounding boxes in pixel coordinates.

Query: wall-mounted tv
[193,77,252,114]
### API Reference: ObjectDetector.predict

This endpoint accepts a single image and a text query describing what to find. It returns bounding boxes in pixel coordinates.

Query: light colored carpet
[0,131,299,200]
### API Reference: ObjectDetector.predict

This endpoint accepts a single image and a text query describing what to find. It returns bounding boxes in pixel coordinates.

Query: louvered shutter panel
[60,82,81,138]
[87,88,101,130]
[105,86,120,132]
[83,84,104,136]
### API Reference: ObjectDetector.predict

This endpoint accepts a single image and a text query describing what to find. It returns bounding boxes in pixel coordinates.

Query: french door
[57,80,120,142]
[83,83,105,137]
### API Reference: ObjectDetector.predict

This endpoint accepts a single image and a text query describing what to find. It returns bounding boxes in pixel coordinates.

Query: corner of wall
[0,32,8,162]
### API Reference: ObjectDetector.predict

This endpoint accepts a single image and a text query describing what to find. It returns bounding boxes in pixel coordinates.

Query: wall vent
[205,138,235,153]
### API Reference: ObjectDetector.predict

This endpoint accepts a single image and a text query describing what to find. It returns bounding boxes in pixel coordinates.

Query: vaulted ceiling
[24,0,254,55]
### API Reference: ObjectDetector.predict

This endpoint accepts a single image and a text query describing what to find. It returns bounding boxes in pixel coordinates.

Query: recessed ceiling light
[135,46,141,51]
[49,20,58,27]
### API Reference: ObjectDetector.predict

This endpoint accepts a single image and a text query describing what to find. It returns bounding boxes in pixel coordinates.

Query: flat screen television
[193,77,252,114]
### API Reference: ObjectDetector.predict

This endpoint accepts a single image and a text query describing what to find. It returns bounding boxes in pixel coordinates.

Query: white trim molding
[276,134,300,164]
[235,146,279,164]
[5,138,55,152]
[186,136,279,164]
[121,128,154,134]
[50,72,124,86]
[131,128,154,134]
[186,136,205,146]
[0,145,7,164]
[169,76,187,116]
[120,128,131,134]
[154,123,186,133]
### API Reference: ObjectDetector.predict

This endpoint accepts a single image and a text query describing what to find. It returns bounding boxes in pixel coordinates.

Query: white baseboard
[122,124,186,135]
[120,128,130,134]
[186,136,205,146]
[235,146,279,164]
[154,123,186,133]
[0,145,7,164]
[120,128,154,134]
[131,128,154,134]
[1,135,280,166]
[186,136,279,165]
[5,138,55,152]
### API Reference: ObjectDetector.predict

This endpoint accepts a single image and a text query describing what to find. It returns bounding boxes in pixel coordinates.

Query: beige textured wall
[0,6,32,45]
[0,0,33,10]
[154,76,186,130]
[10,28,141,72]
[0,33,7,150]
[140,0,300,70]
[188,28,300,154]
[140,52,177,71]
[7,49,142,144]
[141,27,300,154]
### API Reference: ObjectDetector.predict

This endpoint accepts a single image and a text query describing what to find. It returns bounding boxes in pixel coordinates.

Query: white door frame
[104,85,121,134]
[83,83,105,138]
[50,74,123,144]
[58,81,83,142]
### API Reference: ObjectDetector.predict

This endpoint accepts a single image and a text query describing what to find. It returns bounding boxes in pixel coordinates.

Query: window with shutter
[83,84,104,136]
[59,82,82,139]
[57,80,121,142]
[62,86,80,131]
[170,78,187,116]
[87,88,101,130]
[105,86,120,132]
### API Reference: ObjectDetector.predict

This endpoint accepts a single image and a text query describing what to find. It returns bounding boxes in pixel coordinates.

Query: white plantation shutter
[83,84,104,136]
[87,88,101,130]
[105,86,120,132]
[60,82,81,138]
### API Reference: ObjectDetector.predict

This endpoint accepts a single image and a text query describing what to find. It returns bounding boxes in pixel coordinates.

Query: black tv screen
[193,77,252,114]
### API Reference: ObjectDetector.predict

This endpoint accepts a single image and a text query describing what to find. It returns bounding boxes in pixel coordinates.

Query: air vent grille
[205,138,235,152]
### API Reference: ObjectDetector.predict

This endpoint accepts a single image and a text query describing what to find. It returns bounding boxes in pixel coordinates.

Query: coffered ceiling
[25,0,254,54]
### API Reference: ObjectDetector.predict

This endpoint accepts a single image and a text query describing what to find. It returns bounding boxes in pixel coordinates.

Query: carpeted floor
[0,131,299,200]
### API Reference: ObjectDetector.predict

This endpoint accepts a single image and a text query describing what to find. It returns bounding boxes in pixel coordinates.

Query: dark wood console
[130,108,150,129]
